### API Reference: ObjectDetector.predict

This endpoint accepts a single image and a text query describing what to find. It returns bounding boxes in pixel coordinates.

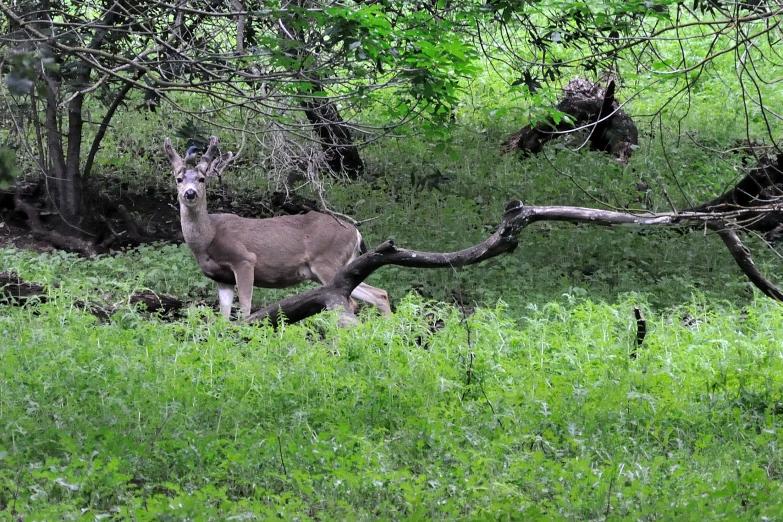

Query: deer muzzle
[184,189,197,200]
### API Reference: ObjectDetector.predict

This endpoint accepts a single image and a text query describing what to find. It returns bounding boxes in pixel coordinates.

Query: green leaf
[0,146,20,189]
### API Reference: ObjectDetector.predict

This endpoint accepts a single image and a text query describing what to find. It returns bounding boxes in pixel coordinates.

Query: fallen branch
[248,200,783,327]
[0,272,183,319]
[712,225,783,301]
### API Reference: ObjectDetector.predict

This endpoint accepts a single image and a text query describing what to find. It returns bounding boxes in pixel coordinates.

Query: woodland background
[2,0,783,519]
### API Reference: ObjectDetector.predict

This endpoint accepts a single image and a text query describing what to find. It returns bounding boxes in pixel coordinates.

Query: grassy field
[3,132,783,519]
[2,281,783,520]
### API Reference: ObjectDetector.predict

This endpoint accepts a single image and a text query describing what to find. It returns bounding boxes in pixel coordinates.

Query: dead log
[248,200,783,327]
[687,152,783,238]
[0,272,49,304]
[503,78,639,163]
[0,272,184,319]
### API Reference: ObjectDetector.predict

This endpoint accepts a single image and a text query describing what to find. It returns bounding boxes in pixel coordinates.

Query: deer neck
[179,200,215,252]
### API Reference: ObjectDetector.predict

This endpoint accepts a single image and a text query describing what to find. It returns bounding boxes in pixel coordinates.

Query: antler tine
[163,137,184,170]
[198,136,219,172]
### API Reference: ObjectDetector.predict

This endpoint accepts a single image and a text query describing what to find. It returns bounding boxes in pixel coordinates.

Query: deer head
[164,136,233,209]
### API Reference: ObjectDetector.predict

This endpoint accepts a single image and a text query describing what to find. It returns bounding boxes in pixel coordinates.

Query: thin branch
[84,70,145,180]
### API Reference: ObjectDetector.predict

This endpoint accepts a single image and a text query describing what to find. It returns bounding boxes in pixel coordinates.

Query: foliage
[3,0,781,195]
[2,287,783,519]
[0,145,20,188]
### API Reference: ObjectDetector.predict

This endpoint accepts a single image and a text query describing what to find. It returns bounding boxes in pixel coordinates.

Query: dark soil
[0,178,319,254]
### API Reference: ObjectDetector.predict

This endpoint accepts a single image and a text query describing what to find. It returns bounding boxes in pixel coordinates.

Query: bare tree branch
[248,200,783,327]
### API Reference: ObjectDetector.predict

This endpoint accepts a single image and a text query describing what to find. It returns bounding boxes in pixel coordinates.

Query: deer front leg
[233,257,257,320]
[217,283,234,320]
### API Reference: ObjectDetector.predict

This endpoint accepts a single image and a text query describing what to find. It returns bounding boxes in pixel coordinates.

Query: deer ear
[207,151,233,178]
[163,138,184,173]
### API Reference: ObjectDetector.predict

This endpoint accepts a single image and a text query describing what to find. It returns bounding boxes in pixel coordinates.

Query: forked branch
[247,200,783,327]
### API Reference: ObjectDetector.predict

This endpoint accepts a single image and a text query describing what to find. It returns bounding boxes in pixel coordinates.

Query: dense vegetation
[3,0,783,519]
[3,113,783,519]
[3,287,783,520]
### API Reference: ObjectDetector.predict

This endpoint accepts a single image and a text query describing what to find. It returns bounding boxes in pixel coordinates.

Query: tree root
[14,195,100,256]
[12,192,176,254]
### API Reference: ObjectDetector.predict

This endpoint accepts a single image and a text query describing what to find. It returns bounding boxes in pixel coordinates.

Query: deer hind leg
[217,283,235,319]
[310,262,391,317]
[233,257,257,320]
[308,264,359,320]
[351,283,392,316]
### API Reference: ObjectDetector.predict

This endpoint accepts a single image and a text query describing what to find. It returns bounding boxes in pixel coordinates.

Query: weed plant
[1,289,782,519]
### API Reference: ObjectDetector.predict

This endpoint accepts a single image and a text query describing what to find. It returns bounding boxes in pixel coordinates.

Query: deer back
[206,211,361,288]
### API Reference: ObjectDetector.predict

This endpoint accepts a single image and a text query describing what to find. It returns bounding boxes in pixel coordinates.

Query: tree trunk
[278,0,365,178]
[57,92,87,225]
[42,74,88,229]
[302,96,365,178]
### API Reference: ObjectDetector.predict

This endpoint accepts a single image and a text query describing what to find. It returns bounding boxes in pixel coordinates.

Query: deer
[164,136,391,322]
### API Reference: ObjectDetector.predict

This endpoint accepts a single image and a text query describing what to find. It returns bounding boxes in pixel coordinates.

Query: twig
[476,377,504,429]
[604,466,617,519]
[631,307,647,360]
[277,433,288,477]
[460,352,475,402]
[662,185,678,213]
[355,216,379,227]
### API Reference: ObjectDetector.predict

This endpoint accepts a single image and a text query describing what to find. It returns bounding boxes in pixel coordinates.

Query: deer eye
[198,177,206,183]
[176,178,183,183]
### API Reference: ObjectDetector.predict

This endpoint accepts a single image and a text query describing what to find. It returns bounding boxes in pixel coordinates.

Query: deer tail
[357,230,368,255]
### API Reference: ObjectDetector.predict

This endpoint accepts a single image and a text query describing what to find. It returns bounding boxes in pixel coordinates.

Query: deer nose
[184,189,197,200]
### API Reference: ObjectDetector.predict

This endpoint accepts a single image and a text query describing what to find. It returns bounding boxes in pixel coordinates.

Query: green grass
[4,69,783,519]
[2,288,783,520]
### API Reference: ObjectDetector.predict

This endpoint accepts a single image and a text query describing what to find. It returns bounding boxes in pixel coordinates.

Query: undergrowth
[2,289,783,520]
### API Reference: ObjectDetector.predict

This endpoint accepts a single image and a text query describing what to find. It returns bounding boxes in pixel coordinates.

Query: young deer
[164,136,391,320]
